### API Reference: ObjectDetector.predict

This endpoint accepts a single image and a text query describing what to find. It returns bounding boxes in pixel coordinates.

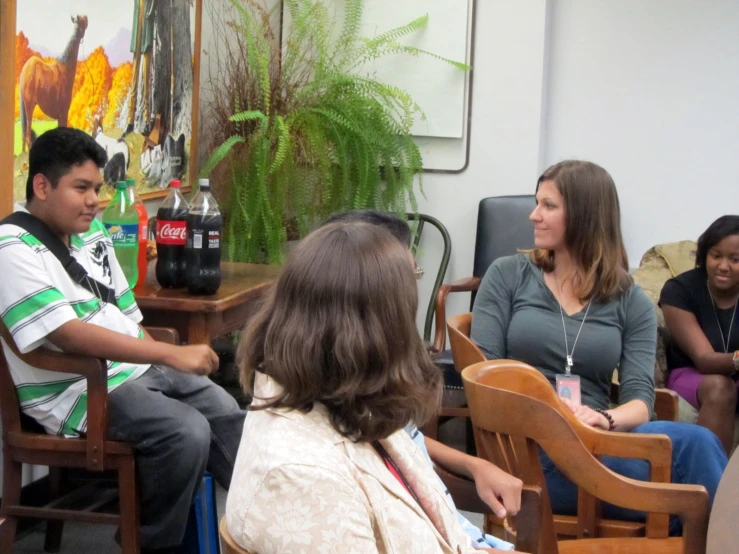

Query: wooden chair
[220,516,251,554]
[462,359,710,554]
[447,312,682,540]
[0,322,179,554]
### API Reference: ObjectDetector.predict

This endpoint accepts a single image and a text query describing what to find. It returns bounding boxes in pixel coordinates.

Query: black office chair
[424,195,535,447]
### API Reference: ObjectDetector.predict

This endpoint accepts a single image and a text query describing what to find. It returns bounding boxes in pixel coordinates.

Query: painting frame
[0,0,203,208]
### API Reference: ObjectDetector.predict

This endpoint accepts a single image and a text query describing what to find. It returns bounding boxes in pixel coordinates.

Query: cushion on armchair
[631,240,697,388]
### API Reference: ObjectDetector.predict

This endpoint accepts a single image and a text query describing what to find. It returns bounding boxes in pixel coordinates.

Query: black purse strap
[1,212,117,306]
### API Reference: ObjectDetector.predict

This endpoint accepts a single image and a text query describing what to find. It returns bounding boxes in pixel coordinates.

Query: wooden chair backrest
[220,516,252,554]
[0,321,23,437]
[448,312,676,539]
[446,312,485,373]
[462,360,709,554]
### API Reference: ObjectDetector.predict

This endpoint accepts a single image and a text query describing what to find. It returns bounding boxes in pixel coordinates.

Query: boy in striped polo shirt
[0,128,245,554]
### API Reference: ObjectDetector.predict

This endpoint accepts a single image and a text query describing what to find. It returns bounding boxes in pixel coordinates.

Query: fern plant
[200,0,468,263]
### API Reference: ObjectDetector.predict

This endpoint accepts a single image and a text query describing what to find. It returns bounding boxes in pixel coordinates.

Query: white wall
[414,0,551,330]
[542,0,739,267]
[414,0,739,333]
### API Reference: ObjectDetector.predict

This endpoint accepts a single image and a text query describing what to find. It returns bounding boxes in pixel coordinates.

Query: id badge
[556,374,581,405]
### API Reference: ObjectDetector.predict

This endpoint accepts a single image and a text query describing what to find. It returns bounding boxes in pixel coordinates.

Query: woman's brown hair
[530,160,632,301]
[238,221,442,442]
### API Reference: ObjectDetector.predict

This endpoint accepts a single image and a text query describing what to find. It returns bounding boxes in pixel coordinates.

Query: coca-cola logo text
[156,220,187,245]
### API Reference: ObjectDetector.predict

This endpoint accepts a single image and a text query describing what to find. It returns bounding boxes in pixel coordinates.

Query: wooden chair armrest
[1,325,120,472]
[431,277,481,353]
[610,382,678,422]
[654,388,679,422]
[542,435,707,520]
[433,461,541,554]
[432,462,490,514]
[585,430,672,480]
[21,348,108,472]
[144,326,180,345]
[511,486,542,554]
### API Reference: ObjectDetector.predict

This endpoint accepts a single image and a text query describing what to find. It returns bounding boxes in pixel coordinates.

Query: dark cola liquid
[185,211,223,295]
[155,205,189,288]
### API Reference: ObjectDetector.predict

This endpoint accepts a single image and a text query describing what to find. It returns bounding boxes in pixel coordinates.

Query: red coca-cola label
[156,220,187,245]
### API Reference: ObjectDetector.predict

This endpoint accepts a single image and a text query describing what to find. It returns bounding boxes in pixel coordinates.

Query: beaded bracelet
[593,408,615,431]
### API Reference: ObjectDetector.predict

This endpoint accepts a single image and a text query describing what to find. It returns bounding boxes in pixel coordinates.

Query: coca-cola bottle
[185,179,223,295]
[155,180,189,288]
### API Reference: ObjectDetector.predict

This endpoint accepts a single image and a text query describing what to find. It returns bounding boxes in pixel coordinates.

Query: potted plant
[200,0,467,263]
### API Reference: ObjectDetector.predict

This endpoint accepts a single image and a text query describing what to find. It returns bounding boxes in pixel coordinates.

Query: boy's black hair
[321,210,411,248]
[26,127,107,203]
[696,215,739,268]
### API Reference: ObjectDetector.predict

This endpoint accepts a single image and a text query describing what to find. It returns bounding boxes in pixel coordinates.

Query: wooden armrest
[541,426,707,517]
[433,461,541,554]
[144,326,180,345]
[654,388,679,422]
[1,324,118,472]
[442,276,481,294]
[511,486,542,554]
[21,348,108,472]
[432,462,490,514]
[611,383,678,422]
[585,430,672,480]
[431,277,481,353]
[17,346,105,379]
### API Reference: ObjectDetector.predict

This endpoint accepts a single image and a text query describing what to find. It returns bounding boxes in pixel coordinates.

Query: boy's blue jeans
[540,420,727,535]
[107,366,246,550]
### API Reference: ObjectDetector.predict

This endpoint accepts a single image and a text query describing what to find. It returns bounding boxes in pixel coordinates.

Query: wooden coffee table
[135,261,280,344]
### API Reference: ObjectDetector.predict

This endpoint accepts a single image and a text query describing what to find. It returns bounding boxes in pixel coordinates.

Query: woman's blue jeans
[540,421,728,535]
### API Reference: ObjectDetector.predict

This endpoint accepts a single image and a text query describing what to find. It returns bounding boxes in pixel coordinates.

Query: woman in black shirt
[660,215,739,453]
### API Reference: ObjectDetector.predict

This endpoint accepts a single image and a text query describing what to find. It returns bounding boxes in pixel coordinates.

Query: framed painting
[0,0,202,206]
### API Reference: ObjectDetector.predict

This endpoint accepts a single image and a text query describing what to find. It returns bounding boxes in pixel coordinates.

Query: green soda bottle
[102,181,140,288]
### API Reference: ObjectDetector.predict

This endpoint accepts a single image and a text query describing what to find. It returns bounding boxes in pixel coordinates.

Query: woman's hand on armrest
[561,397,649,432]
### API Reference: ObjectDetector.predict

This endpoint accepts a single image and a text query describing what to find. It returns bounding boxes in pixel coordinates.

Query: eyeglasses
[414,264,424,280]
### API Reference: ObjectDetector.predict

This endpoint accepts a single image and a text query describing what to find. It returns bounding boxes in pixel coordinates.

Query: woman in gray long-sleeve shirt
[470,160,726,532]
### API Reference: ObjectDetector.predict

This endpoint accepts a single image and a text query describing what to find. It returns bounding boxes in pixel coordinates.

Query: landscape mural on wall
[12,0,200,203]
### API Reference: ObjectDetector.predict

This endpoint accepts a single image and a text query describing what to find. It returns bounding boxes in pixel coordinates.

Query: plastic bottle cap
[126,178,135,187]
[116,181,128,190]
[198,178,210,190]
[170,180,181,188]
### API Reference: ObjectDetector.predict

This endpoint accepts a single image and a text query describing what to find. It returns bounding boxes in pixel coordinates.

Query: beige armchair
[631,240,739,448]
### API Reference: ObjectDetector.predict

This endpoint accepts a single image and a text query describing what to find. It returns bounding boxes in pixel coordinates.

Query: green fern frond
[229,110,268,123]
[269,115,290,174]
[200,135,245,178]
[364,14,428,50]
[399,46,471,70]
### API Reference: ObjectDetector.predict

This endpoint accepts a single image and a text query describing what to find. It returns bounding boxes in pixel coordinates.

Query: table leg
[187,312,212,345]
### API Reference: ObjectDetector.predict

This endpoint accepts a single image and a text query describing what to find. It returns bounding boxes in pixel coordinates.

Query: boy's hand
[164,344,219,376]
[469,457,523,519]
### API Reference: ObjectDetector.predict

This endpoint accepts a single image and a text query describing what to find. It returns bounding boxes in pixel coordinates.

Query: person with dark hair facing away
[470,160,727,534]
[0,127,245,554]
[226,222,523,553]
[322,210,521,551]
[660,215,739,453]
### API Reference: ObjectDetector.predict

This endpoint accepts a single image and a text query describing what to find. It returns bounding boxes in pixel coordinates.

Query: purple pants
[667,366,739,411]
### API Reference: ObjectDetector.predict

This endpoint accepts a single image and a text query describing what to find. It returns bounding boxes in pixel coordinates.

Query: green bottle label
[105,223,138,247]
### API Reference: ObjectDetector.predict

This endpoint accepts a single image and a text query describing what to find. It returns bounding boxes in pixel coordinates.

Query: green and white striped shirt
[0,208,149,436]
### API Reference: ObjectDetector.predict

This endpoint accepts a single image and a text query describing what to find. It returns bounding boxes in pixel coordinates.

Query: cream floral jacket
[226,372,478,554]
